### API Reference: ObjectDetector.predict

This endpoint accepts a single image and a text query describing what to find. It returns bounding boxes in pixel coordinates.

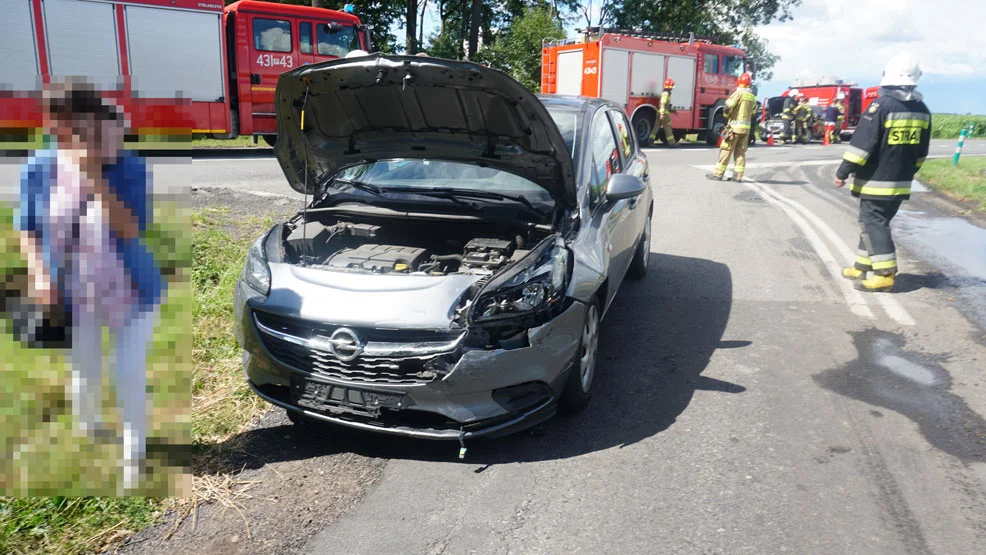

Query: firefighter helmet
[737,72,752,88]
[664,78,675,89]
[788,88,800,97]
[880,52,922,87]
[836,92,846,100]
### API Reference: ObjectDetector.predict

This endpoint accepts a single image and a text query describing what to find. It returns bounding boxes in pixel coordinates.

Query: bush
[931,114,986,140]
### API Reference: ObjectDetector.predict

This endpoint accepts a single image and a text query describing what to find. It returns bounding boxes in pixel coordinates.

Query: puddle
[894,210,986,329]
[814,329,986,461]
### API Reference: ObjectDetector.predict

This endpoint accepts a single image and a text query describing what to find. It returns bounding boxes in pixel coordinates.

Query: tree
[406,0,418,54]
[476,6,566,92]
[603,0,802,82]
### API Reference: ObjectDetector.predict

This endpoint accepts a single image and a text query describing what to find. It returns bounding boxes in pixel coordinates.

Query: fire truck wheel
[706,109,727,146]
[632,112,656,146]
[262,134,278,147]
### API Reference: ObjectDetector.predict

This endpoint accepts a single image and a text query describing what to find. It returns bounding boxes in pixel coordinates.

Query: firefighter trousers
[713,131,749,180]
[853,199,903,276]
[658,114,674,143]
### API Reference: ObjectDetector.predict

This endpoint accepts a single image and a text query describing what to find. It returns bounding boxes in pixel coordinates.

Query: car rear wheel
[626,211,652,280]
[559,301,600,415]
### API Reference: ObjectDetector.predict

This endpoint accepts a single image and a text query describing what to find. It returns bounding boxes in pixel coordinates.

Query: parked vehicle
[0,0,369,146]
[234,55,654,439]
[541,27,754,146]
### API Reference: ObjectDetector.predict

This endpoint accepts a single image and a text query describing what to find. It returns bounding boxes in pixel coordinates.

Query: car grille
[253,311,464,386]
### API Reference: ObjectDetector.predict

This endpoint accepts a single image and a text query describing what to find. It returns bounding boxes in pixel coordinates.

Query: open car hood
[273,55,577,209]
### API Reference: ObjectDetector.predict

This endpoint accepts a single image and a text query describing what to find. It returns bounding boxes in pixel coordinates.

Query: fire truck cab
[0,0,368,147]
[542,27,753,146]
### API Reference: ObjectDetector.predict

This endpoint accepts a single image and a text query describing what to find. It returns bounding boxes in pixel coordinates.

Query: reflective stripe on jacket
[726,89,757,133]
[836,87,931,201]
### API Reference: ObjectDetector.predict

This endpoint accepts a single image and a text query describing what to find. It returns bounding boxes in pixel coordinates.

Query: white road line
[750,179,916,326]
[741,180,875,319]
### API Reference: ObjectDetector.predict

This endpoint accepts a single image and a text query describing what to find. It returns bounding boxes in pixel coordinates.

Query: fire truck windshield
[317,22,361,57]
[723,56,745,78]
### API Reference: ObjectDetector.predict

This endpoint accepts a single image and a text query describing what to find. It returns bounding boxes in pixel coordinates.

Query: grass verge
[932,114,985,140]
[192,136,264,149]
[918,157,986,210]
[0,205,272,554]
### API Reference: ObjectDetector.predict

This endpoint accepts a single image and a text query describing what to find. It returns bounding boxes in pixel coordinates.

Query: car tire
[626,211,652,281]
[559,300,600,415]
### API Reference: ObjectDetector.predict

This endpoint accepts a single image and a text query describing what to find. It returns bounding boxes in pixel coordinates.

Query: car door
[608,109,650,254]
[585,109,632,308]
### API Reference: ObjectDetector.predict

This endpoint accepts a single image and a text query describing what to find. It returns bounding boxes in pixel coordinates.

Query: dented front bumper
[235,279,586,439]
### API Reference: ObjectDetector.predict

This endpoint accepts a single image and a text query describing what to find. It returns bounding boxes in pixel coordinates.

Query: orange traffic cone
[767,134,775,146]
[823,123,833,146]
[716,132,724,148]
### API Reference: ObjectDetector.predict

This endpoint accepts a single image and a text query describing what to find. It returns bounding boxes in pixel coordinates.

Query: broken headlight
[470,237,570,324]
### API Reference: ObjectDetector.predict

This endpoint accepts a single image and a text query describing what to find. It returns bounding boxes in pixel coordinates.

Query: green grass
[0,203,272,554]
[918,157,986,210]
[192,136,265,149]
[932,114,985,140]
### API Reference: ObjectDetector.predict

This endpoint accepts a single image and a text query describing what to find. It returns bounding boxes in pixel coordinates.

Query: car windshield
[332,160,553,204]
[546,108,582,161]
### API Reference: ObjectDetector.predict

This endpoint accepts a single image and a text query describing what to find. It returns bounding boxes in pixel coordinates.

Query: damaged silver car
[234,55,653,440]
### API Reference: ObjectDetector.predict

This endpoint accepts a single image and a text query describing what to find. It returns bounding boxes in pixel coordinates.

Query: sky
[753,0,986,114]
[402,0,984,114]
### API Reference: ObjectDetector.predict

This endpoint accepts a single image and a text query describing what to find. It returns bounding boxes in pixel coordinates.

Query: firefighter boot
[842,267,865,280]
[705,173,724,181]
[857,274,895,292]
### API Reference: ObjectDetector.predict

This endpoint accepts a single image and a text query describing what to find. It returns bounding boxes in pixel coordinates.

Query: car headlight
[470,237,570,324]
[242,233,271,295]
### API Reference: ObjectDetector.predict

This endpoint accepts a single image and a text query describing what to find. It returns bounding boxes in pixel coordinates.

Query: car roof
[538,95,621,114]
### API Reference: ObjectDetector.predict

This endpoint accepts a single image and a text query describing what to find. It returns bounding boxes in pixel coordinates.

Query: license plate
[290,375,406,418]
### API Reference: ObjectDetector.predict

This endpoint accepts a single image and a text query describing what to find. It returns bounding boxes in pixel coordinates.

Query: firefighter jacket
[782,96,796,119]
[659,90,673,117]
[724,88,757,134]
[793,102,810,122]
[836,87,931,201]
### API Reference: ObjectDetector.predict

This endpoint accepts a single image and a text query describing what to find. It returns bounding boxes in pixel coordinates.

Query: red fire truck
[541,27,754,146]
[772,77,866,140]
[0,0,369,147]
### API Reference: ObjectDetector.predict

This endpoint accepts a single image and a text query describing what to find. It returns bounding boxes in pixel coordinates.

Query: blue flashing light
[344,3,355,13]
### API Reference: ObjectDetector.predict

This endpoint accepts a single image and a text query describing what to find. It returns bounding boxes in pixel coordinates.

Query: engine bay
[281,216,545,277]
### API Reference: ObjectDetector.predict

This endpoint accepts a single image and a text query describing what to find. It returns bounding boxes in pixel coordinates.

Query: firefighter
[793,94,810,143]
[837,53,930,292]
[824,99,840,144]
[833,92,846,143]
[781,88,799,142]
[706,72,757,182]
[657,78,679,146]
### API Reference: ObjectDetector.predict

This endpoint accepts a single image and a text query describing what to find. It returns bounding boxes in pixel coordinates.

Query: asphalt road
[7,140,986,554]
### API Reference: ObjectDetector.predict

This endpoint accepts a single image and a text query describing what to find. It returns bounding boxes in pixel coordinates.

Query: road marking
[740,180,875,319]
[749,179,916,326]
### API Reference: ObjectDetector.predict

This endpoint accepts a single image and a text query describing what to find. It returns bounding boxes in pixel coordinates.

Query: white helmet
[880,52,922,87]
[788,88,799,97]
[836,92,845,100]
[345,49,370,59]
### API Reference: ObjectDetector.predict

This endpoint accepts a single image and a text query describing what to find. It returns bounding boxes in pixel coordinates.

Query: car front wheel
[559,301,600,414]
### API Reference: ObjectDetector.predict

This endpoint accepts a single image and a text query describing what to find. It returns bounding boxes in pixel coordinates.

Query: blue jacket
[17,149,165,314]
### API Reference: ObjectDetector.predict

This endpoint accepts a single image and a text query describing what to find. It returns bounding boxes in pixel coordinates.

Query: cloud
[755,0,986,85]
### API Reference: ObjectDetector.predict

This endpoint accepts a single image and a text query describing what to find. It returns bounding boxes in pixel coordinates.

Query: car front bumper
[234,280,587,439]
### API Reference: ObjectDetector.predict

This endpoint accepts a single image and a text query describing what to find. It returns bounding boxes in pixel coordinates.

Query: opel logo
[326,327,362,361]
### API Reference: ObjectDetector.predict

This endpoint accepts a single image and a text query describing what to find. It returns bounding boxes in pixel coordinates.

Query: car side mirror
[605,174,647,201]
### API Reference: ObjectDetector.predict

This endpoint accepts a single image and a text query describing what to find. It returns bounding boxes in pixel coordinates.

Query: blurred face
[51,112,124,164]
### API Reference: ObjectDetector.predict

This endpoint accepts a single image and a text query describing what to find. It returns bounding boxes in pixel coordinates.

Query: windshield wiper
[330,178,385,196]
[417,187,548,214]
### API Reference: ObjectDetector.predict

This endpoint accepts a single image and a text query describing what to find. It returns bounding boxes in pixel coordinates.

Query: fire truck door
[1,0,40,91]
[248,14,297,132]
[600,48,630,105]
[849,88,862,127]
[556,50,583,95]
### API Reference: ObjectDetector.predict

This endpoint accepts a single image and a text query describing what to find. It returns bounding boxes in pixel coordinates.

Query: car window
[723,56,744,77]
[587,112,622,208]
[608,110,635,162]
[704,54,719,74]
[316,22,360,58]
[254,18,292,53]
[299,22,313,55]
[546,108,582,160]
